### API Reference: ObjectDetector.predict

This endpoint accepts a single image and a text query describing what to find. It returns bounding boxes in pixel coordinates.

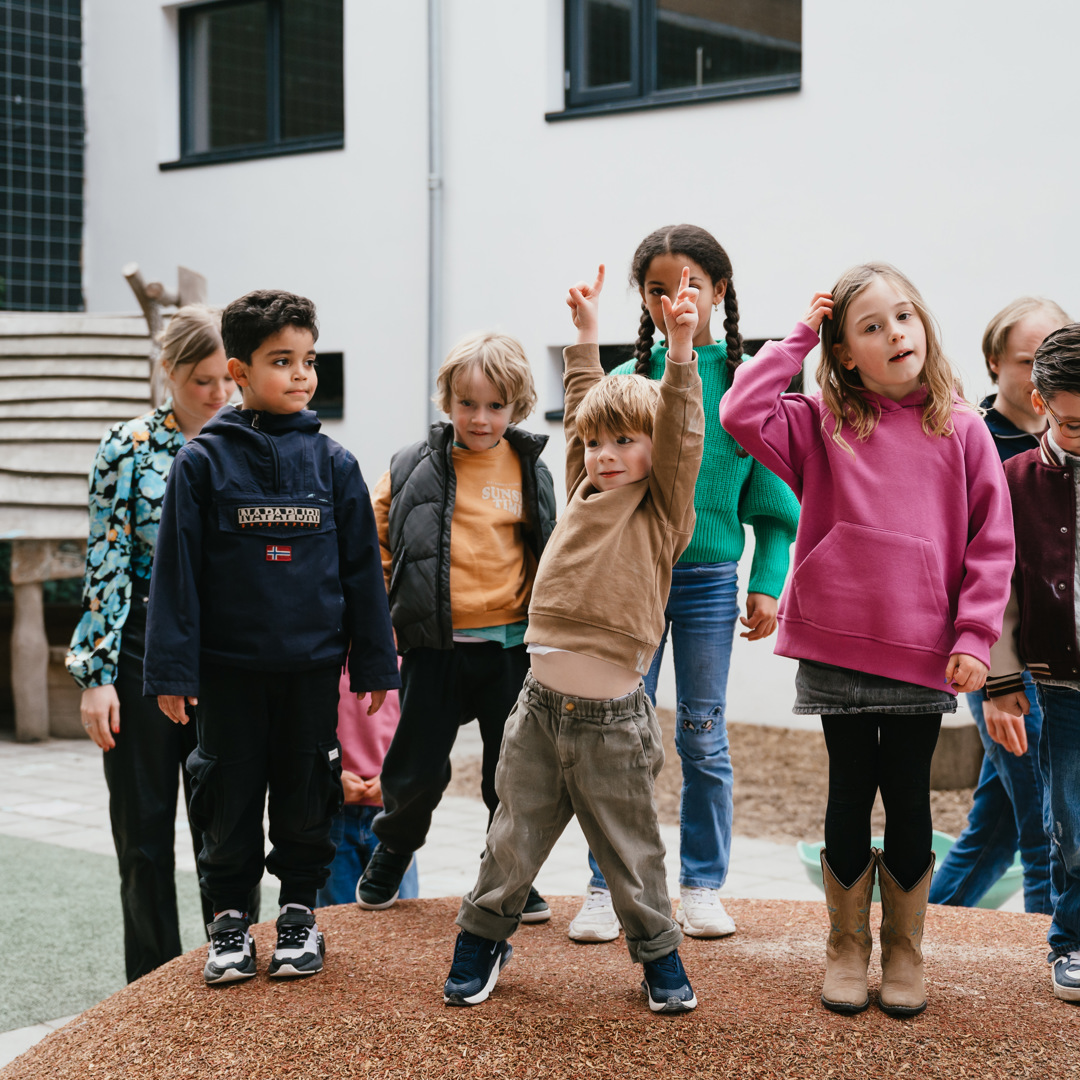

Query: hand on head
[660,266,699,363]
[567,264,605,344]
[803,292,834,333]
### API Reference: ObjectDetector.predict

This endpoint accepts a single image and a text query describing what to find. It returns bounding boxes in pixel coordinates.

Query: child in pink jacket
[720,263,1013,1019]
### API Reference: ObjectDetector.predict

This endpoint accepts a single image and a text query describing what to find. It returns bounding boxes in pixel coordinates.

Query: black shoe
[520,885,551,924]
[203,914,257,985]
[641,949,697,1014]
[355,843,413,910]
[443,931,512,1006]
[267,908,325,978]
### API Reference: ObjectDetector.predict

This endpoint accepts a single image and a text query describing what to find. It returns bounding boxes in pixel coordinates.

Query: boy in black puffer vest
[356,332,556,915]
[145,291,399,985]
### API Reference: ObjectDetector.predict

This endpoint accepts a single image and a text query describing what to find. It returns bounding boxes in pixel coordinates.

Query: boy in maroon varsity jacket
[988,323,1080,1004]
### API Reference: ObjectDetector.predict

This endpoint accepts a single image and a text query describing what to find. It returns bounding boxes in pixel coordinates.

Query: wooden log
[0,505,90,540]
[123,263,167,408]
[10,538,87,583]
[0,419,129,441]
[0,400,149,420]
[0,336,153,357]
[0,357,149,380]
[12,578,50,741]
[0,472,91,506]
[1,442,100,475]
[0,377,151,403]
[0,314,148,337]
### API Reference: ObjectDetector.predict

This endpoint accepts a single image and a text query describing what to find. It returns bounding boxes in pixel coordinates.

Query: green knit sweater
[611,342,799,597]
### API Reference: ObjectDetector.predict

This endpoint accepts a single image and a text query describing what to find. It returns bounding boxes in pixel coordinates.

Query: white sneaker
[567,886,621,942]
[677,886,736,938]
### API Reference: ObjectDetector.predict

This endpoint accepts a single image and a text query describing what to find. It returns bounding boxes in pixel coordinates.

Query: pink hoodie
[336,669,401,806]
[719,322,1014,694]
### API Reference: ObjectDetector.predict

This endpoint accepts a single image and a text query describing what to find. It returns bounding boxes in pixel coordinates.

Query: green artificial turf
[0,834,263,1031]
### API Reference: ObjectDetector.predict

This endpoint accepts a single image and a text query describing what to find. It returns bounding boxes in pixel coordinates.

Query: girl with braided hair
[567,224,800,944]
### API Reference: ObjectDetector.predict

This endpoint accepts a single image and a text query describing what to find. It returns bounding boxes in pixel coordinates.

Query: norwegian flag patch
[266,545,292,562]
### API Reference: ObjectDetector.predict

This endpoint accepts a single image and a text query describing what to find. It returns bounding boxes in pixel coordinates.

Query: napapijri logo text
[238,506,321,527]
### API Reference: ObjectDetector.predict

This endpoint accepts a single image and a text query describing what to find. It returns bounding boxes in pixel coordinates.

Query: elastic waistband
[522,669,646,723]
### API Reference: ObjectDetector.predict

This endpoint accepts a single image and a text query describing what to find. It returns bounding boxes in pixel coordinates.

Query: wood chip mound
[4,899,1071,1079]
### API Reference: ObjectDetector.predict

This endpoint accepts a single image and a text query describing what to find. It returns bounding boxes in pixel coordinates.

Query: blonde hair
[817,263,960,452]
[433,331,537,423]
[575,374,661,441]
[159,305,224,376]
[982,296,1071,382]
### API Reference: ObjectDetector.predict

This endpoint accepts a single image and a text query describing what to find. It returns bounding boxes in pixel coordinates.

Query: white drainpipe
[427,0,443,425]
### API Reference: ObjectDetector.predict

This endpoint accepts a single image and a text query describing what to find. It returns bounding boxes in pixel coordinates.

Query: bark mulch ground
[449,712,977,842]
[3,899,1071,1080]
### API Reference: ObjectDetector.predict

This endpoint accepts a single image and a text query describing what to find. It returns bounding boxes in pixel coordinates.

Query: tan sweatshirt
[525,344,704,675]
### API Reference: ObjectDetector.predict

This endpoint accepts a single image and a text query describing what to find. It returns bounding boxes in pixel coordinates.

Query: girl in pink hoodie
[720,264,1013,1020]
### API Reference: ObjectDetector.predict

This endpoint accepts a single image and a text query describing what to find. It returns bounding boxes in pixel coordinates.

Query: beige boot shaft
[820,851,874,1013]
[877,852,935,1017]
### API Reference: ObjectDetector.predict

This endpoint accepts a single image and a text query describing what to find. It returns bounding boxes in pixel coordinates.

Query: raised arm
[718,294,835,498]
[563,264,606,496]
[647,266,704,526]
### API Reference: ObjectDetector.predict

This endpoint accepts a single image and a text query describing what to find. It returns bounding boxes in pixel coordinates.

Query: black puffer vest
[387,423,556,652]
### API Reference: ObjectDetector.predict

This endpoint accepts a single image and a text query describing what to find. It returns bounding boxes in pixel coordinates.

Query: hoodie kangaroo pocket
[791,522,949,652]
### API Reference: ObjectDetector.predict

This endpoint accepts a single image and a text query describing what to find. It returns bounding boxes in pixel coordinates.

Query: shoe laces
[211,926,246,952]
[681,886,722,909]
[647,950,685,979]
[581,887,612,912]
[277,921,312,950]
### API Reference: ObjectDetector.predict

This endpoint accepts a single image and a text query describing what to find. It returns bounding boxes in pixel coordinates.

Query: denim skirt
[793,659,958,716]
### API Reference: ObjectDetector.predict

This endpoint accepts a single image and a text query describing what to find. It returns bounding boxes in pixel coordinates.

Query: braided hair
[629,224,742,377]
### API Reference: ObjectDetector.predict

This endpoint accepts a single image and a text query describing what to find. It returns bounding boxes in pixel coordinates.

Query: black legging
[821,713,942,891]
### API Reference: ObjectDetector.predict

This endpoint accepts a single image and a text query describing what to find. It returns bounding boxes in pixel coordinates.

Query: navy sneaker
[443,931,512,1006]
[1051,948,1080,1002]
[641,949,697,1014]
[267,907,325,978]
[203,913,257,985]
[355,843,413,910]
[520,885,551,924]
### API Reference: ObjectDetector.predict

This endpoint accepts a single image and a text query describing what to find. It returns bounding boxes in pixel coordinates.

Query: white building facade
[77,0,1080,717]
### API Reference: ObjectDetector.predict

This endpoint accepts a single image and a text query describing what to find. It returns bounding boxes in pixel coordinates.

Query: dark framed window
[310,352,343,419]
[162,0,343,170]
[552,0,801,121]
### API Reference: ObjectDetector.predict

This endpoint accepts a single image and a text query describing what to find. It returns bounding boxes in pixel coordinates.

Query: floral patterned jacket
[65,404,185,688]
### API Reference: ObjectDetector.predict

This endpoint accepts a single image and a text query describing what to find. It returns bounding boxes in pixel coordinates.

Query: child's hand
[567,264,605,345]
[802,292,834,333]
[660,267,699,364]
[739,593,778,640]
[984,696,1029,756]
[341,769,368,804]
[157,694,196,725]
[945,653,988,693]
[356,689,387,716]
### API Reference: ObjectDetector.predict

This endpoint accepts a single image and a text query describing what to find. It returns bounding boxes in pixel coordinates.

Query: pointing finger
[593,263,606,294]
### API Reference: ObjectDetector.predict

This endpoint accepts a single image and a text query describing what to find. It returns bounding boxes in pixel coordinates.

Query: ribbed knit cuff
[747,526,793,598]
[986,672,1027,699]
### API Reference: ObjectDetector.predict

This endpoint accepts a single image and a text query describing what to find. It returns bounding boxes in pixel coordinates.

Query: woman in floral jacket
[65,306,255,981]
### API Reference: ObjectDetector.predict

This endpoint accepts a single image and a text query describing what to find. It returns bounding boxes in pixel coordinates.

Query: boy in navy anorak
[144,290,398,985]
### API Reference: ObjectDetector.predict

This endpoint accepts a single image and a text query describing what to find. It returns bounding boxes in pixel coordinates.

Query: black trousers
[106,592,257,983]
[188,661,343,911]
[374,643,529,853]
[821,712,942,890]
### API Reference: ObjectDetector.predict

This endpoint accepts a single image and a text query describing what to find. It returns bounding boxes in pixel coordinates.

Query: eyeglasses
[1041,396,1080,438]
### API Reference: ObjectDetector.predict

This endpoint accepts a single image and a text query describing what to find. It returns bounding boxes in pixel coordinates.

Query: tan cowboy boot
[820,850,874,1014]
[877,852,935,1018]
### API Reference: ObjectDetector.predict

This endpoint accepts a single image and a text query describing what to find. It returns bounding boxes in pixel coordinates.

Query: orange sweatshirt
[372,437,535,629]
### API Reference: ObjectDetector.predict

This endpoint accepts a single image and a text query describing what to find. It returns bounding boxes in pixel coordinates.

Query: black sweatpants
[821,712,942,890]
[187,661,343,911]
[373,643,529,854]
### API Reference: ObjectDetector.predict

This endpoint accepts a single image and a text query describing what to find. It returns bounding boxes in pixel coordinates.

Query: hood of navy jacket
[143,405,399,696]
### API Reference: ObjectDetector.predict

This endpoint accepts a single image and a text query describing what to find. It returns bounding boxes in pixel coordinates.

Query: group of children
[101,223,1079,1015]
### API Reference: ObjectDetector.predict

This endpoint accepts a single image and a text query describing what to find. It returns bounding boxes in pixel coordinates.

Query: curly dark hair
[629,224,741,377]
[222,289,319,364]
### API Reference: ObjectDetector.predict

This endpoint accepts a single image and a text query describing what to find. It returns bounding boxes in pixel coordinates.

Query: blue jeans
[929,673,1051,913]
[589,561,739,891]
[317,804,419,907]
[1036,684,1080,954]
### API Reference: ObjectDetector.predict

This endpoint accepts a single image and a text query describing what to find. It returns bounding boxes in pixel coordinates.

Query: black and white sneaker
[267,907,325,978]
[520,885,551,924]
[203,913,257,985]
[355,843,413,910]
[1051,948,1080,1002]
[443,931,512,1006]
[641,949,697,1014]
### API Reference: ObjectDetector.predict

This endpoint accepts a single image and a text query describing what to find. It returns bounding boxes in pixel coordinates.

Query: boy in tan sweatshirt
[443,265,705,1014]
